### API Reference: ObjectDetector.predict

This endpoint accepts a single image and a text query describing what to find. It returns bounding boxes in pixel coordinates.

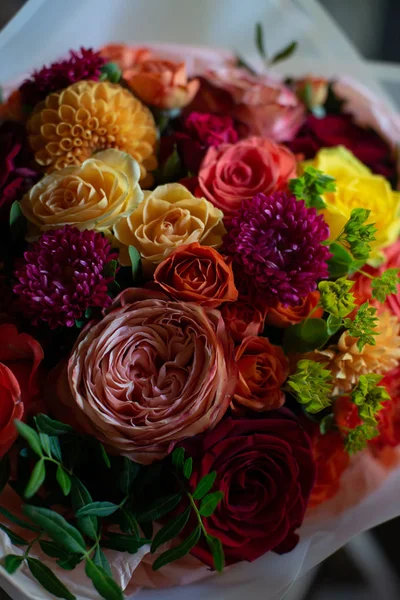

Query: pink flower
[188,68,305,142]
[53,288,237,464]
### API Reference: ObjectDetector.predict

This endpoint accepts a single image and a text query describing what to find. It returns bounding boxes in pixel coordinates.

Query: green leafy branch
[287,359,333,414]
[289,166,336,209]
[236,23,297,72]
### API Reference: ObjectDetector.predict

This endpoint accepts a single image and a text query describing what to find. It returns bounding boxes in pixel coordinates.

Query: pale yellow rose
[20,149,143,238]
[305,146,400,263]
[114,183,226,268]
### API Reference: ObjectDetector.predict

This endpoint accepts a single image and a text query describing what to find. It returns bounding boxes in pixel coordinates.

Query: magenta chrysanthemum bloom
[14,226,117,328]
[19,48,105,107]
[224,192,331,305]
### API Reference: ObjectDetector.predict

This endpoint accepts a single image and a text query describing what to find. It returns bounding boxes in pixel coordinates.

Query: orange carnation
[309,431,350,508]
[153,243,238,308]
[124,59,200,110]
[265,291,322,328]
[232,336,289,412]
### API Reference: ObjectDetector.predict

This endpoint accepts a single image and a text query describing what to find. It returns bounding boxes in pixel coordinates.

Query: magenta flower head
[19,47,105,107]
[14,226,117,328]
[224,192,331,305]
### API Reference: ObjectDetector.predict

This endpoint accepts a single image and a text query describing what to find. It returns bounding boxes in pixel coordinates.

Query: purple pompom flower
[14,226,117,328]
[223,192,331,305]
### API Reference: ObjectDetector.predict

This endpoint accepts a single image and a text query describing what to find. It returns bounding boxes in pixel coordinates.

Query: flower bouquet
[1,23,400,600]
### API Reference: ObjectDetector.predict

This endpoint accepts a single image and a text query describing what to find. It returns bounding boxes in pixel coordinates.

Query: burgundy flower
[0,121,37,223]
[223,192,331,305]
[19,47,105,108]
[287,114,397,180]
[14,226,117,328]
[184,412,316,566]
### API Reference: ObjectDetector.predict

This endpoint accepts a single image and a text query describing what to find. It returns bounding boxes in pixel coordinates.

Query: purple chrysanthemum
[14,226,117,328]
[19,48,105,107]
[223,192,331,305]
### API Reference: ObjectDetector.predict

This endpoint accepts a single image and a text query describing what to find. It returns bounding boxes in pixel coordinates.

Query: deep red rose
[184,412,315,566]
[287,114,397,180]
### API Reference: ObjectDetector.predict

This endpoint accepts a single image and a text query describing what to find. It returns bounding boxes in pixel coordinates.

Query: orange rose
[100,44,153,69]
[309,431,350,508]
[0,324,43,457]
[221,297,267,343]
[265,292,322,328]
[153,243,238,308]
[232,336,289,412]
[124,60,199,110]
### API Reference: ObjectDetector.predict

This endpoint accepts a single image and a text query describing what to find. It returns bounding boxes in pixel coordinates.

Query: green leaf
[27,557,76,600]
[71,476,98,541]
[351,373,389,422]
[193,472,217,500]
[161,145,182,182]
[345,422,379,454]
[39,433,52,457]
[23,505,86,554]
[35,414,74,436]
[128,246,141,283]
[0,507,39,532]
[39,540,71,560]
[0,454,10,495]
[152,526,201,571]
[0,524,29,546]
[2,555,24,574]
[24,459,46,499]
[101,532,146,554]
[199,491,224,517]
[14,421,42,457]
[341,208,377,261]
[343,301,379,351]
[283,318,329,353]
[85,558,123,600]
[172,447,185,471]
[137,493,182,522]
[206,535,224,572]
[57,555,83,571]
[76,502,119,518]
[319,413,335,435]
[255,22,267,59]
[183,457,193,480]
[235,54,257,73]
[119,508,140,539]
[288,359,333,414]
[9,201,26,241]
[93,546,112,578]
[100,62,122,84]
[327,243,354,278]
[372,268,400,303]
[151,505,191,553]
[270,40,297,65]
[289,166,335,209]
[49,437,63,462]
[99,443,111,468]
[56,466,71,496]
[326,314,343,336]
[118,457,140,495]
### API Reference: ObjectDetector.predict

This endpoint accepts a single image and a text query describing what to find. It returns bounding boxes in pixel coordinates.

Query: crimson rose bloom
[185,412,315,565]
[287,114,396,180]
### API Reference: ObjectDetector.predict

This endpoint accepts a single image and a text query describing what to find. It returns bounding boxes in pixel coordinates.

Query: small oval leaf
[76,502,119,519]
[71,477,98,541]
[14,421,42,457]
[192,471,217,500]
[24,459,46,499]
[137,493,182,523]
[199,491,224,518]
[56,466,71,496]
[34,414,74,436]
[183,457,192,480]
[23,505,86,554]
[152,526,201,571]
[151,505,191,553]
[2,554,24,574]
[27,557,76,600]
[85,558,123,600]
[0,524,29,546]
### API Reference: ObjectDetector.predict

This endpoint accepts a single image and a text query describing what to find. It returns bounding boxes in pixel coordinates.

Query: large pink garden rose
[53,288,237,464]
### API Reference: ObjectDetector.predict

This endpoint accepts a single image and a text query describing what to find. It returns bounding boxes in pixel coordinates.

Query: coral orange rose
[198,136,297,219]
[221,297,267,343]
[266,292,322,328]
[124,60,199,110]
[0,324,44,457]
[233,336,289,412]
[153,242,238,308]
[309,431,350,508]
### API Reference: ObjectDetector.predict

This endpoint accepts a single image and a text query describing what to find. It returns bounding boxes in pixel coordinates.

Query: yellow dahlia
[27,80,157,187]
[305,311,400,395]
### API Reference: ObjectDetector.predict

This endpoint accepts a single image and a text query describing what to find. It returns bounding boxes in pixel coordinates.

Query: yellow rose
[305,146,400,262]
[20,149,143,238]
[114,183,226,268]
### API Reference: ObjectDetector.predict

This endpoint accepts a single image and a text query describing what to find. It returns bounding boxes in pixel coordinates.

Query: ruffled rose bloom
[188,68,305,141]
[113,183,225,269]
[184,412,315,565]
[53,288,237,464]
[198,136,297,219]
[233,336,289,412]
[266,292,322,328]
[20,149,143,238]
[123,60,199,110]
[0,324,43,457]
[221,297,267,343]
[308,429,350,508]
[153,242,238,308]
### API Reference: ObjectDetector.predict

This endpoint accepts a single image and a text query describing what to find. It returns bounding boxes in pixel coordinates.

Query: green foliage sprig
[287,359,333,414]
[289,166,336,209]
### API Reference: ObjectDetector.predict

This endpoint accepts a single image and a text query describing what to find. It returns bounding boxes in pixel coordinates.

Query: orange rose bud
[295,76,329,109]
[309,430,350,508]
[124,59,200,110]
[232,336,289,412]
[153,242,238,308]
[265,291,322,328]
[222,297,267,343]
